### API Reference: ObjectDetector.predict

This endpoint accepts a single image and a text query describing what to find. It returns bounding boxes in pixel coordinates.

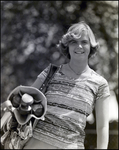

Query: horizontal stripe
[48,102,89,116]
[46,93,92,115]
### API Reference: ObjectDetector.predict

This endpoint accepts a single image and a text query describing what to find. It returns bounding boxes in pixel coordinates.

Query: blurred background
[1,1,118,149]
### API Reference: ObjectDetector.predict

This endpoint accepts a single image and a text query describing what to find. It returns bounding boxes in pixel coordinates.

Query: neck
[68,60,89,75]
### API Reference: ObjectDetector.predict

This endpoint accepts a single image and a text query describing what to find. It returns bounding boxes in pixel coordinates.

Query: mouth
[74,51,84,54]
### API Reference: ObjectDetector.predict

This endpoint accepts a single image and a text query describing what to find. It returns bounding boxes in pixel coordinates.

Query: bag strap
[32,63,59,129]
[39,63,59,93]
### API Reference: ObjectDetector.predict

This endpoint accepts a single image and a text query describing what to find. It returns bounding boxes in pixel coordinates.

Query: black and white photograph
[1,1,118,149]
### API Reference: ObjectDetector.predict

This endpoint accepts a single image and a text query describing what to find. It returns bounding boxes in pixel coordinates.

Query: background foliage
[1,1,118,149]
[1,1,118,101]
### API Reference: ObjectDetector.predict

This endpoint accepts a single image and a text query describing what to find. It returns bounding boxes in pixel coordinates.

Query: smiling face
[58,22,99,62]
[68,30,90,62]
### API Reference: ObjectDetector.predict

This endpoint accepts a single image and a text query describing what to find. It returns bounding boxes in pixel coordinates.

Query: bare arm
[95,96,110,149]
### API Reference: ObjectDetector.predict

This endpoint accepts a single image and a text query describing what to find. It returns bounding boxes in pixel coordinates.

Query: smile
[74,51,84,54]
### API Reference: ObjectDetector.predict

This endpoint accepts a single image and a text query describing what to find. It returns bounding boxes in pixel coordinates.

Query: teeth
[75,51,84,54]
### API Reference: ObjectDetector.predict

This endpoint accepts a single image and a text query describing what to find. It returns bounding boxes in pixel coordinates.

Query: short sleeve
[96,77,110,101]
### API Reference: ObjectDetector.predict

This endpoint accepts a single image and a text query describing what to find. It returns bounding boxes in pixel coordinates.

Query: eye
[70,40,77,44]
[82,40,89,44]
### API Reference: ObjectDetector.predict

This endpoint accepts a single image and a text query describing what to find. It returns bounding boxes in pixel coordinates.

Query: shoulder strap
[32,63,59,129]
[39,63,59,93]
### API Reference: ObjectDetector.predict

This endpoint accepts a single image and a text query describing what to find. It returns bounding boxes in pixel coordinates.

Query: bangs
[68,22,99,48]
[68,23,87,39]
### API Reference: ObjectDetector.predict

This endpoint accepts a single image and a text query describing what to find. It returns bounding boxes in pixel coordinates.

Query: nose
[79,44,82,48]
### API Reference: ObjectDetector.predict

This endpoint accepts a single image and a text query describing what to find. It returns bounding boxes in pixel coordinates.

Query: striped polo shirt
[33,64,110,149]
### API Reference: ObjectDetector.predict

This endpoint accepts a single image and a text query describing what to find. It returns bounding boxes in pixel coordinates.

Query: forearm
[96,126,109,149]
